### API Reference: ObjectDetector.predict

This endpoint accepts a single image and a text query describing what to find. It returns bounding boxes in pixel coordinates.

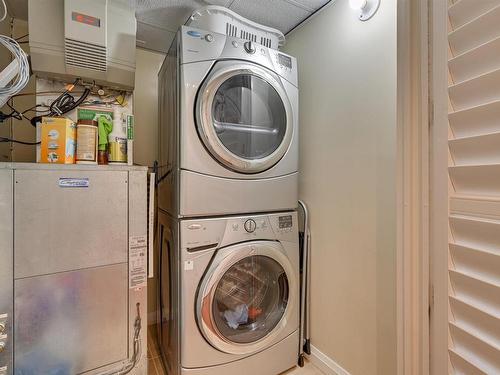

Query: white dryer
[156,211,300,375]
[158,25,299,217]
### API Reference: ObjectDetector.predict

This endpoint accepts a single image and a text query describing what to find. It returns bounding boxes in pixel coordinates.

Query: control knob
[0,342,5,353]
[244,219,257,233]
[244,41,256,54]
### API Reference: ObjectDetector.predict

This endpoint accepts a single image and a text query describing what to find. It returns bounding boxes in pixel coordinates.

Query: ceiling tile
[135,0,232,32]
[136,21,175,53]
[286,0,331,12]
[230,0,311,34]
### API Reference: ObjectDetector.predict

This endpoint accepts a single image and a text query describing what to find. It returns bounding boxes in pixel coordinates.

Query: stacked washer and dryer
[156,6,300,375]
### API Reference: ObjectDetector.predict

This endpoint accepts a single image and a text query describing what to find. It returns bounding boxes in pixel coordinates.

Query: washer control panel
[182,212,299,250]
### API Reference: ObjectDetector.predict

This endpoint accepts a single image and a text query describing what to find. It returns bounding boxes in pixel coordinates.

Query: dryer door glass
[211,255,289,344]
[212,74,287,160]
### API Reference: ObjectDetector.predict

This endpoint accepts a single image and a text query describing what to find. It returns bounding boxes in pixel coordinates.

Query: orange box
[39,117,76,164]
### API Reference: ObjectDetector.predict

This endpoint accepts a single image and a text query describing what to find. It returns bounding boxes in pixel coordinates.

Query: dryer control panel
[180,26,298,87]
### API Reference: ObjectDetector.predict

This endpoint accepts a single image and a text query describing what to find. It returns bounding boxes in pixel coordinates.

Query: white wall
[133,48,165,167]
[283,1,397,374]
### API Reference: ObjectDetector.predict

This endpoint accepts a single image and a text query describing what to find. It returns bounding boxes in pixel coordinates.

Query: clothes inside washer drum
[212,255,289,343]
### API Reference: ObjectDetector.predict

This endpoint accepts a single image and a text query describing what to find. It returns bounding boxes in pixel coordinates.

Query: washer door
[196,241,296,355]
[196,61,293,174]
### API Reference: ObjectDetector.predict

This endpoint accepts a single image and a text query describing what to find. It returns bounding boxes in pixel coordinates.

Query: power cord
[30,80,91,126]
[97,302,143,375]
[0,137,40,145]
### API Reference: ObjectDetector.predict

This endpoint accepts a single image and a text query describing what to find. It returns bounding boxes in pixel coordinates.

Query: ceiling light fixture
[349,0,380,21]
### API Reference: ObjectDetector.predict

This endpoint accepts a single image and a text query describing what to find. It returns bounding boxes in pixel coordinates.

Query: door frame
[396,0,437,374]
[397,0,449,374]
[428,1,450,374]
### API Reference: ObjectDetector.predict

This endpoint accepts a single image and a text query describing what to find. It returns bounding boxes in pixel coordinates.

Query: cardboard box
[39,117,76,164]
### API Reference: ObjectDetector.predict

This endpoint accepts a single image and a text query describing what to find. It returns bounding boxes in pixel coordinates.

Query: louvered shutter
[447,0,500,373]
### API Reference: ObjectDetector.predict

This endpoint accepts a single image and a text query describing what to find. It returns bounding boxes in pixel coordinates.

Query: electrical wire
[0,35,30,100]
[15,33,29,41]
[0,0,7,23]
[0,137,40,145]
[30,80,91,126]
[97,303,143,375]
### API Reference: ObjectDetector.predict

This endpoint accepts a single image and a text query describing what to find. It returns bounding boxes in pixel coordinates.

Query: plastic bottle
[108,108,127,164]
[76,119,98,164]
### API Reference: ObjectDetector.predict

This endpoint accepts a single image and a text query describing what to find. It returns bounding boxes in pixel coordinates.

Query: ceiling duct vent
[65,38,107,72]
[187,6,285,49]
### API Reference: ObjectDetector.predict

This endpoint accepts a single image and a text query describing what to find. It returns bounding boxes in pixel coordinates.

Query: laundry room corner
[283,0,398,374]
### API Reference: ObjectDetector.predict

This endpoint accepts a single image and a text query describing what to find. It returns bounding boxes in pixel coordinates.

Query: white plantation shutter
[447,0,500,374]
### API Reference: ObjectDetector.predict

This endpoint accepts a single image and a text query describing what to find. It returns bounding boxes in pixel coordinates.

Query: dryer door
[196,241,297,355]
[196,61,293,174]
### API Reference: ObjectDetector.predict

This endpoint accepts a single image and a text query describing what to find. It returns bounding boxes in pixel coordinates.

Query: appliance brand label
[58,177,89,188]
[187,30,202,38]
[129,235,147,289]
[72,12,101,27]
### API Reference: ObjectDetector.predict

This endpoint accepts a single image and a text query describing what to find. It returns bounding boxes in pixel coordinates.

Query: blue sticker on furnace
[59,178,89,188]
[187,30,202,38]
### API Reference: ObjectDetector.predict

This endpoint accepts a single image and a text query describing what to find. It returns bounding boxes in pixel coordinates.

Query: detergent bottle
[108,107,127,164]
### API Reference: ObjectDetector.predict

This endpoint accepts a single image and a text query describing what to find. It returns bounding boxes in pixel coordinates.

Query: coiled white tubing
[0,35,30,97]
[0,0,6,22]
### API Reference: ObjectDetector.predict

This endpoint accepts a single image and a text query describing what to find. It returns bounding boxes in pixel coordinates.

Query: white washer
[158,25,299,217]
[156,211,300,375]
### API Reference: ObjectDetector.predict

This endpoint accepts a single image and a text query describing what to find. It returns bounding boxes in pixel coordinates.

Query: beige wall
[283,1,397,374]
[133,47,165,323]
[133,48,165,168]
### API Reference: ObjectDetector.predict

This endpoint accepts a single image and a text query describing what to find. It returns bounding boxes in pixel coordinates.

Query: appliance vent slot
[225,22,238,37]
[65,38,107,72]
[240,30,257,43]
[260,36,272,48]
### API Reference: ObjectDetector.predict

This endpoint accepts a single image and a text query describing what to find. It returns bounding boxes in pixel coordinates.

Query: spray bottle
[108,107,127,164]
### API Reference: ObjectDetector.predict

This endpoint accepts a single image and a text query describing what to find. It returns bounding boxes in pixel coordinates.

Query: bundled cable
[30,80,91,126]
[0,35,30,107]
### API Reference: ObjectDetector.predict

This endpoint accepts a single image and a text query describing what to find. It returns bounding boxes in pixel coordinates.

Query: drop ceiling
[6,0,331,53]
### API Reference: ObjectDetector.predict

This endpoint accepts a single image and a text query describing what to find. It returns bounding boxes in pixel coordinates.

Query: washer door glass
[212,74,287,160]
[212,255,289,344]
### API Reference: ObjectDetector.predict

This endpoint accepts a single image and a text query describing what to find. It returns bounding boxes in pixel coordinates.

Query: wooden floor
[147,326,324,375]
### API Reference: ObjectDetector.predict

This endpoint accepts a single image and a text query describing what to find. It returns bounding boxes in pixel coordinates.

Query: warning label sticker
[129,235,147,289]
